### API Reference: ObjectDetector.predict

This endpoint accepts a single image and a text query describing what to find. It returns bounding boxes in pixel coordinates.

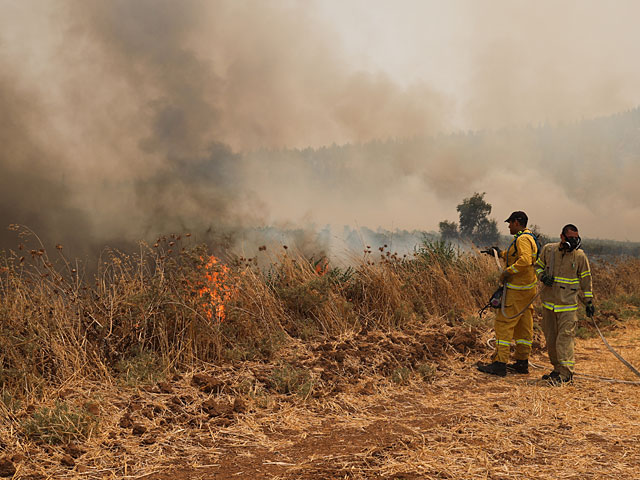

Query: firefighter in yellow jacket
[478,211,538,377]
[535,224,594,385]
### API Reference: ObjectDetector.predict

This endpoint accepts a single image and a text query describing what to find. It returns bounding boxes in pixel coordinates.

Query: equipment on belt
[478,282,540,319]
[489,286,503,308]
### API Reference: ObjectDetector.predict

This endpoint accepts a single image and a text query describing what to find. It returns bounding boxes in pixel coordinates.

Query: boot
[477,361,507,377]
[507,359,529,374]
[546,371,573,386]
[542,370,560,381]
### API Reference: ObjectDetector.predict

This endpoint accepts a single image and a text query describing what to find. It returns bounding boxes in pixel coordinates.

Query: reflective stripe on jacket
[536,242,593,312]
[500,229,538,290]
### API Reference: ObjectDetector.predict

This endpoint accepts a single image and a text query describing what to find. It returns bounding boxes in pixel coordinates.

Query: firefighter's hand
[540,272,554,287]
[481,246,501,257]
[586,301,595,318]
[499,269,510,284]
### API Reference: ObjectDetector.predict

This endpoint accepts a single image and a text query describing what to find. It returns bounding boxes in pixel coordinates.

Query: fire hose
[484,249,640,384]
[589,314,640,380]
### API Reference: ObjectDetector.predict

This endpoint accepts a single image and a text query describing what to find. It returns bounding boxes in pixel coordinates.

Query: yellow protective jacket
[500,229,538,291]
[535,242,593,312]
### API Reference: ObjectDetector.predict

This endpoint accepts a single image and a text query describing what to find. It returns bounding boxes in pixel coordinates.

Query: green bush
[276,277,330,318]
[625,294,640,307]
[223,330,286,362]
[267,364,315,397]
[575,326,595,339]
[115,349,166,386]
[416,240,458,266]
[415,362,437,382]
[0,390,21,413]
[22,401,98,444]
[391,366,412,385]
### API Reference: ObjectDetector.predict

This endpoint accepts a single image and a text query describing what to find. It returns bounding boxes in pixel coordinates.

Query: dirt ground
[5,321,640,480]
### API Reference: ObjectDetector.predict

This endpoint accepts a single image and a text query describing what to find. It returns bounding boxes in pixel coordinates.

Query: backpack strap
[507,231,539,265]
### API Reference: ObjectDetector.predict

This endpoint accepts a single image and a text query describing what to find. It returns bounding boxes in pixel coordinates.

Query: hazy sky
[1,0,639,252]
[317,0,640,131]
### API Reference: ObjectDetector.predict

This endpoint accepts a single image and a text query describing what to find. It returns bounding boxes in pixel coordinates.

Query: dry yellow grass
[0,319,638,479]
[1,232,639,478]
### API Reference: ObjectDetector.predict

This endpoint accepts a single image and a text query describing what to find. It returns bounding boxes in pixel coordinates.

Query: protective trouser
[492,288,535,363]
[541,308,576,377]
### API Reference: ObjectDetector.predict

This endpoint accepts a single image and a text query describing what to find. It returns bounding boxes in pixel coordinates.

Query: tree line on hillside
[247,108,640,237]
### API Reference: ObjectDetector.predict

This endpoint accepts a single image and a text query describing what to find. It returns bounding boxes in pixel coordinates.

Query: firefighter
[535,224,594,385]
[478,211,538,377]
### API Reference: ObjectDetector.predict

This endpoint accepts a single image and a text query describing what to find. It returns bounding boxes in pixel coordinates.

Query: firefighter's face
[561,230,579,243]
[560,228,582,251]
[508,220,522,235]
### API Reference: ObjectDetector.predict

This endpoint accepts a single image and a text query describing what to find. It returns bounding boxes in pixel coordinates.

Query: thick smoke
[0,73,93,255]
[1,0,639,261]
[0,0,450,257]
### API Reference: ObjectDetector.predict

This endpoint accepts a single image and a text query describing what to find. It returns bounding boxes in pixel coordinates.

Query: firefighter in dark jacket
[535,224,594,385]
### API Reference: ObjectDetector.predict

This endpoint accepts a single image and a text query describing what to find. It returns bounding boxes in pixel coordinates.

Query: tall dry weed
[591,257,640,298]
[1,229,638,398]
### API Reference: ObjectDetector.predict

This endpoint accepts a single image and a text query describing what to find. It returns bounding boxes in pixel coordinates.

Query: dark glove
[586,301,595,318]
[499,269,510,284]
[481,246,501,256]
[540,272,554,287]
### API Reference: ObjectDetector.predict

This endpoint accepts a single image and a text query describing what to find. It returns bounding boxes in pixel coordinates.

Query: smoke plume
[1,0,639,261]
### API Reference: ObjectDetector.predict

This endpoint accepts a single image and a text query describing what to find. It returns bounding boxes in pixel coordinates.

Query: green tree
[474,217,500,245]
[439,192,499,246]
[438,220,459,241]
[456,192,492,238]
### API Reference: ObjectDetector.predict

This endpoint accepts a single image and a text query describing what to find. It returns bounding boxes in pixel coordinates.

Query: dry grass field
[1,230,639,479]
[2,320,639,480]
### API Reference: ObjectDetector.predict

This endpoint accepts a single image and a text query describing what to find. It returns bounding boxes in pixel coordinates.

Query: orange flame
[314,257,329,275]
[196,255,234,322]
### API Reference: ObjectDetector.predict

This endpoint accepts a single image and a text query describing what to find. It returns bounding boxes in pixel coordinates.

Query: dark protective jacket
[535,242,593,312]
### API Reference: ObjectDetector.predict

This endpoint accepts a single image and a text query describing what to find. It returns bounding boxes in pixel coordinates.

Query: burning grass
[0,229,639,477]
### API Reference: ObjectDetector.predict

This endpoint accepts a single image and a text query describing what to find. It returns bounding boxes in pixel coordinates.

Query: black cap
[505,211,528,226]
